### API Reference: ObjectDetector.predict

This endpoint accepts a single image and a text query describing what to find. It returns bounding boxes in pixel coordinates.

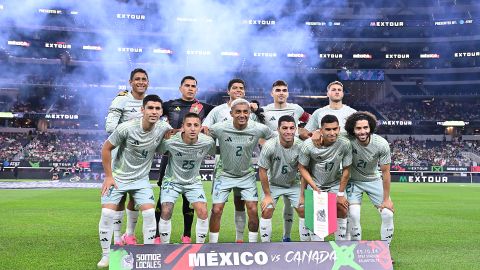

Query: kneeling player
[344,111,394,246]
[97,95,171,268]
[258,115,311,242]
[298,115,352,241]
[157,113,215,244]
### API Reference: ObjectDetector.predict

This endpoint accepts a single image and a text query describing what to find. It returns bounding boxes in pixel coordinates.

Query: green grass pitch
[1,182,479,269]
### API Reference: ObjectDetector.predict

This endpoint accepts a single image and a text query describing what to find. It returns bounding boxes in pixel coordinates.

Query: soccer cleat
[391,257,395,265]
[181,236,191,244]
[97,255,109,268]
[282,237,291,242]
[121,233,137,245]
[154,237,161,244]
[236,240,244,243]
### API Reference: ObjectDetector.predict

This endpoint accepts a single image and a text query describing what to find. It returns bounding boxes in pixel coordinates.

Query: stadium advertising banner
[392,174,472,183]
[390,165,472,172]
[109,241,392,270]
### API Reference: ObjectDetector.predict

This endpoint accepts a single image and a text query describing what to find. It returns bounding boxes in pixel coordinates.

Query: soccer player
[208,98,275,243]
[202,79,259,242]
[155,76,214,243]
[97,95,171,268]
[299,80,356,240]
[300,80,356,139]
[262,80,310,242]
[258,115,311,242]
[105,68,149,245]
[344,111,394,246]
[157,113,215,244]
[298,114,352,241]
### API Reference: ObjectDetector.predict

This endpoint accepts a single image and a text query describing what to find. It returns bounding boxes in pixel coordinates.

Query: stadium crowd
[1,131,477,167]
[390,138,474,167]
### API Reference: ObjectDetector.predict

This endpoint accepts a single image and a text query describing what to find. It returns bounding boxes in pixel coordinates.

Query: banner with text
[109,241,392,270]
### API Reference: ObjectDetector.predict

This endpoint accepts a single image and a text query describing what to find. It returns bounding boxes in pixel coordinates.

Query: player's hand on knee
[379,199,394,213]
[298,195,305,208]
[101,176,117,196]
[336,195,349,210]
[261,195,274,212]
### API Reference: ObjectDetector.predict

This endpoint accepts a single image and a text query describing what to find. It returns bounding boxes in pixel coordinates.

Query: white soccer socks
[112,210,124,243]
[335,218,348,240]
[142,209,156,244]
[126,209,139,236]
[209,232,219,243]
[298,218,311,241]
[380,208,394,246]
[349,204,362,240]
[158,217,171,244]
[248,231,258,242]
[234,210,246,241]
[196,218,208,243]
[259,218,272,242]
[99,208,115,256]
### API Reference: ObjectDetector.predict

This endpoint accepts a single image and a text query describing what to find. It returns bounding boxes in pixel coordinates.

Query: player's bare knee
[295,207,305,218]
[211,204,224,216]
[262,208,274,219]
[245,201,258,215]
[337,205,348,218]
[160,202,174,220]
[194,203,208,220]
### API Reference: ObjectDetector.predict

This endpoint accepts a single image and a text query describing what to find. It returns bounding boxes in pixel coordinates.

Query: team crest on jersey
[248,135,254,141]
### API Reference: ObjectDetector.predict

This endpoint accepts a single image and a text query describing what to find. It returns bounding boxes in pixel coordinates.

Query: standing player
[105,68,149,245]
[258,115,311,242]
[299,81,356,139]
[344,112,394,247]
[97,95,171,268]
[202,79,259,243]
[298,115,352,241]
[299,80,356,239]
[155,76,214,243]
[157,113,215,244]
[262,80,310,242]
[208,98,275,243]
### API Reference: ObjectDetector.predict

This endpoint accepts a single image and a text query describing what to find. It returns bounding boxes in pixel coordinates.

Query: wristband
[337,192,345,197]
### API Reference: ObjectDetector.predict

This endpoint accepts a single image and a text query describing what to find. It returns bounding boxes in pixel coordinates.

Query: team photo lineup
[2,1,480,270]
[96,68,394,268]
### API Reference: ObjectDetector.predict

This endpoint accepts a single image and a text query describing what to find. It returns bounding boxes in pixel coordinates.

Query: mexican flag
[304,190,337,238]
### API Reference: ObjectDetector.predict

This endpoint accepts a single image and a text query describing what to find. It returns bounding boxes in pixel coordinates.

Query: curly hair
[344,111,377,136]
